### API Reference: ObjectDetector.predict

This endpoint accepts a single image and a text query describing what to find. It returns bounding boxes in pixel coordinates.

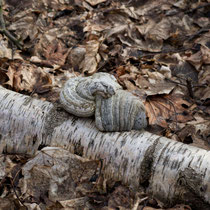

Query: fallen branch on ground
[0,86,209,208]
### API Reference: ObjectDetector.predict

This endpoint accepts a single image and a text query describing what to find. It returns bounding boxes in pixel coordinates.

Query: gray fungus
[60,72,147,131]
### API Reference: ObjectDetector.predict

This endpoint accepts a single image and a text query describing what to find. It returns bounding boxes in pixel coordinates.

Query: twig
[186,3,210,14]
[187,28,209,41]
[132,196,148,210]
[139,47,196,57]
[0,0,23,49]
[165,78,188,87]
[11,168,27,209]
[168,99,178,131]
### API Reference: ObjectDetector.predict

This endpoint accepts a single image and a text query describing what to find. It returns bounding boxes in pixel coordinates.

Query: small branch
[0,86,210,208]
[0,0,23,49]
[11,168,27,209]
[187,28,209,42]
[168,99,178,131]
[186,3,210,14]
[139,47,196,57]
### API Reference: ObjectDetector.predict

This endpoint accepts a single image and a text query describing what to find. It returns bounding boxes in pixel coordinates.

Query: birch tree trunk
[0,86,210,208]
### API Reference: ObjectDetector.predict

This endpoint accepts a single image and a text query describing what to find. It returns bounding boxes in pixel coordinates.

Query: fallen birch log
[0,86,209,208]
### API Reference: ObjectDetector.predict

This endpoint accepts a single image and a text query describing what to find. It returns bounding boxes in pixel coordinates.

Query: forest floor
[0,0,209,209]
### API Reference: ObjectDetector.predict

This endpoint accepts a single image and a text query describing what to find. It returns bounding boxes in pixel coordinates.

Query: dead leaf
[43,41,70,67]
[0,37,22,60]
[185,44,210,71]
[81,40,101,75]
[200,45,210,65]
[21,147,100,203]
[154,54,179,66]
[145,94,193,128]
[85,0,107,6]
[58,197,90,209]
[195,65,210,102]
[0,71,8,85]
[5,61,53,93]
[0,198,17,210]
[32,38,70,68]
[1,0,210,208]
[177,125,195,143]
[135,71,175,96]
[108,186,132,209]
[171,60,198,83]
[116,65,126,77]
[188,114,210,146]
[8,10,40,46]
[167,204,192,210]
[119,71,138,90]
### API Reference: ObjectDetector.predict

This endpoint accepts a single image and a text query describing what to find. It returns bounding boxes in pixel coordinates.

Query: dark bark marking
[22,97,33,106]
[88,138,95,149]
[114,148,118,157]
[2,93,9,100]
[122,158,128,174]
[73,137,84,156]
[43,103,70,136]
[120,139,126,147]
[157,141,171,164]
[138,137,161,188]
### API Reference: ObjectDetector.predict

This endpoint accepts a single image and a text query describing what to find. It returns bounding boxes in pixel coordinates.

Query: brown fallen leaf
[20,147,100,204]
[135,71,175,96]
[115,65,126,77]
[145,94,194,128]
[1,0,209,209]
[194,65,210,103]
[31,39,70,68]
[188,114,210,145]
[42,40,70,67]
[185,50,203,70]
[0,70,8,85]
[185,44,210,71]
[85,0,107,6]
[170,60,198,83]
[5,61,53,93]
[176,122,210,151]
[0,198,17,210]
[119,70,139,92]
[81,40,101,75]
[177,124,195,144]
[57,197,90,209]
[0,35,22,60]
[8,10,40,46]
[108,186,132,209]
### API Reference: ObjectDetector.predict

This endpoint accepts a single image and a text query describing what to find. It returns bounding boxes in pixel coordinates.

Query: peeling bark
[0,86,210,208]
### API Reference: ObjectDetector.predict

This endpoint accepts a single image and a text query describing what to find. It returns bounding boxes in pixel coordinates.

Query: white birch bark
[0,86,209,208]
